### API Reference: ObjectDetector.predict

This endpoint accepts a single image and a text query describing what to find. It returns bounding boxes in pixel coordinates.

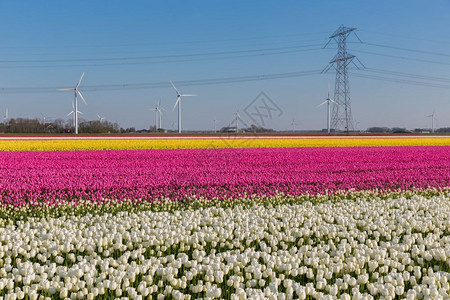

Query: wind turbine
[67,101,83,129]
[290,119,298,132]
[426,111,437,133]
[354,119,361,132]
[41,113,47,126]
[317,85,339,134]
[41,113,53,127]
[41,113,54,131]
[233,110,246,133]
[151,99,166,129]
[4,108,8,125]
[97,114,105,122]
[58,72,87,134]
[213,117,218,133]
[150,105,158,130]
[170,81,196,133]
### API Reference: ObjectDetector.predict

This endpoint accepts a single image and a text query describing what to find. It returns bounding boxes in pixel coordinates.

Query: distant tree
[437,127,450,133]
[391,127,411,134]
[247,124,275,133]
[0,117,124,134]
[79,120,120,134]
[121,127,136,133]
[367,127,390,133]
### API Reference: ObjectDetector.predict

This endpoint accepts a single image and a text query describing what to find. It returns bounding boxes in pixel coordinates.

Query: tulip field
[1,136,450,299]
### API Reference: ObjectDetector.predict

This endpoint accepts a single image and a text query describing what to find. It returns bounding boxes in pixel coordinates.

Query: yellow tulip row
[0,136,449,151]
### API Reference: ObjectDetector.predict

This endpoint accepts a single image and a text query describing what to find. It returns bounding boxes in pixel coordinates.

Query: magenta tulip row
[1,146,449,206]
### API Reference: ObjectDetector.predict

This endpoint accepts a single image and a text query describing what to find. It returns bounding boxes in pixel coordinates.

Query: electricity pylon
[322,25,364,134]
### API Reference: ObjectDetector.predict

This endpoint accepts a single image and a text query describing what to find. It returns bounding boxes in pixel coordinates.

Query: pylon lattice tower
[322,25,363,133]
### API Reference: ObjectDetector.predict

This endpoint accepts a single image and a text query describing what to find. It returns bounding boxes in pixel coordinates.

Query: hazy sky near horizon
[0,0,449,131]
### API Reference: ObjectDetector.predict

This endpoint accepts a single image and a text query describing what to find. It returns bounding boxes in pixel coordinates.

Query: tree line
[0,118,121,134]
[367,127,450,133]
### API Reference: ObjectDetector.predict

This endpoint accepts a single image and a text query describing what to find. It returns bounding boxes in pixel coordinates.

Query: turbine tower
[170,81,196,133]
[58,73,87,134]
[322,25,364,134]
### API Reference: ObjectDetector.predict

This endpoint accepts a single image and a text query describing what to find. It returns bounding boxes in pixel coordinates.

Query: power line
[361,42,450,58]
[358,29,450,45]
[363,68,450,83]
[0,69,323,94]
[0,47,324,69]
[0,32,329,50]
[2,67,450,95]
[0,43,324,64]
[351,72,450,89]
[351,49,450,66]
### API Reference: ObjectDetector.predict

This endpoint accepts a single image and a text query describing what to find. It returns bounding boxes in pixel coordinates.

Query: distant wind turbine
[41,113,47,125]
[58,72,87,134]
[317,85,339,134]
[354,118,361,131]
[40,113,53,126]
[233,110,246,133]
[170,81,196,133]
[426,111,437,133]
[151,99,166,129]
[97,114,105,122]
[4,108,8,125]
[290,119,298,132]
[213,116,218,133]
[67,102,83,126]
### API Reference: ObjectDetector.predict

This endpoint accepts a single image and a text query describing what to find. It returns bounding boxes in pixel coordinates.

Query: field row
[0,193,449,299]
[0,147,449,209]
[0,137,450,150]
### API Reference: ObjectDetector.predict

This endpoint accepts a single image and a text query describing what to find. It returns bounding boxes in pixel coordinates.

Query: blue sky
[0,0,449,131]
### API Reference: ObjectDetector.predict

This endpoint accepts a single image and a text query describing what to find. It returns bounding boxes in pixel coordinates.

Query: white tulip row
[0,193,449,299]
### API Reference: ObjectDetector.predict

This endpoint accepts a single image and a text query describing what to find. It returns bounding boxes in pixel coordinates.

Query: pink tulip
[0,146,449,207]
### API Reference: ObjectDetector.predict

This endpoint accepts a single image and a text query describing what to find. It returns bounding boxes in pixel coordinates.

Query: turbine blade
[330,99,340,106]
[170,81,180,96]
[58,88,74,91]
[172,97,180,111]
[317,101,327,107]
[77,90,87,105]
[181,94,196,97]
[76,72,85,89]
[67,111,74,117]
